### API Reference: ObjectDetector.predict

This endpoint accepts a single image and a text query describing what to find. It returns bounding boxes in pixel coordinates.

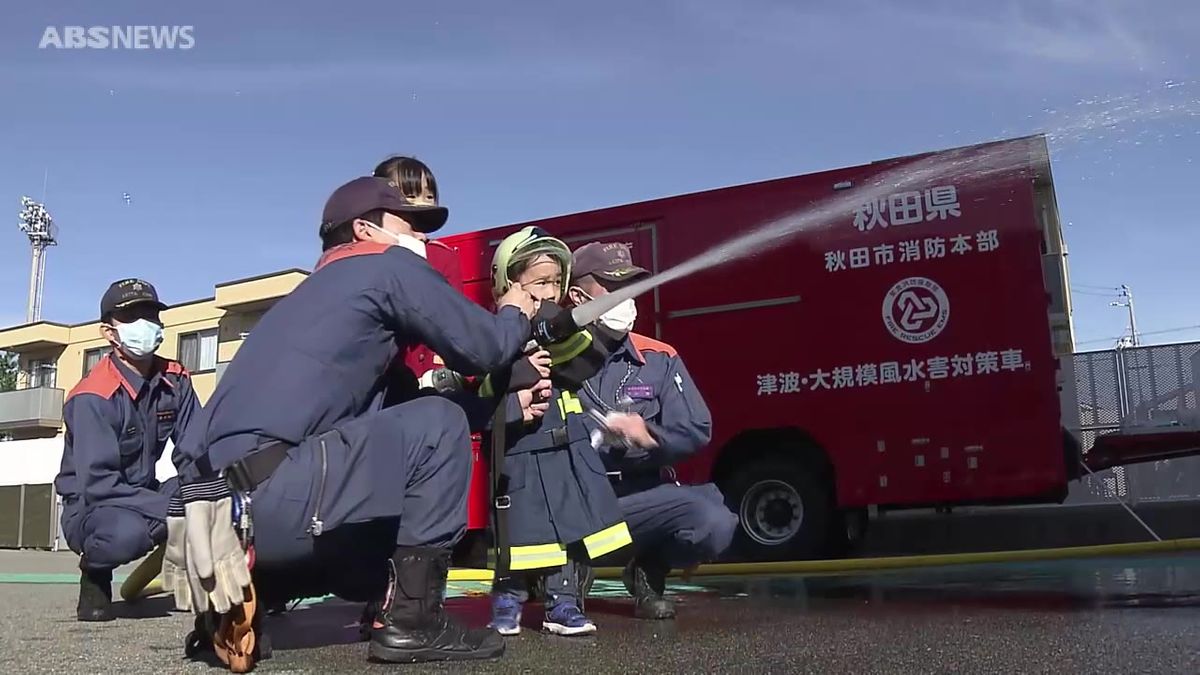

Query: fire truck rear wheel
[724,456,833,562]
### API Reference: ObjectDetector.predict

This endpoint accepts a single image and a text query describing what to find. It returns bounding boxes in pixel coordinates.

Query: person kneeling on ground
[566,241,739,619]
[168,161,535,665]
[54,279,202,621]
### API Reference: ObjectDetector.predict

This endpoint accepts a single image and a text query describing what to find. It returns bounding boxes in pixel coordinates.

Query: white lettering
[951,354,974,377]
[856,363,879,386]
[178,26,195,49]
[825,250,847,273]
[873,243,895,266]
[779,372,802,394]
[87,26,108,49]
[38,27,63,49]
[924,237,946,259]
[853,199,888,232]
[809,369,832,390]
[849,247,870,269]
[900,240,921,263]
[976,351,1000,375]
[889,192,924,226]
[756,374,778,396]
[924,185,961,221]
[903,359,926,382]
[880,361,902,384]
[832,366,854,389]
[113,25,133,49]
[950,234,973,256]
[65,26,87,49]
[134,25,151,49]
[927,356,950,380]
[1001,349,1025,372]
[976,229,999,252]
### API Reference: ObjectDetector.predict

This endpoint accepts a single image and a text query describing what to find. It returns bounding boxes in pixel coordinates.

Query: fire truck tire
[724,456,834,562]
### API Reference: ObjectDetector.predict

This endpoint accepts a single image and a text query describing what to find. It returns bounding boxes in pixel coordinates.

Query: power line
[1075,324,1200,347]
[1071,289,1119,298]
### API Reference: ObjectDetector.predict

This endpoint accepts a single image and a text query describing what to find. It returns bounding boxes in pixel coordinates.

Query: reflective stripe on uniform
[509,542,568,570]
[547,331,593,366]
[556,391,583,417]
[582,521,633,559]
[479,375,495,399]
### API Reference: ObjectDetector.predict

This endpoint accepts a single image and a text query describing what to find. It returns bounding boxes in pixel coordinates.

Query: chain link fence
[1068,341,1200,504]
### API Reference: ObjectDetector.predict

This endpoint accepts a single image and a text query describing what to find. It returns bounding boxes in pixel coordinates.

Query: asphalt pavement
[1,551,1198,673]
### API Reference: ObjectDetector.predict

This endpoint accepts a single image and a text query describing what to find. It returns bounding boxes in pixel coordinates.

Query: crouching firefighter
[566,241,739,620]
[163,161,537,668]
[483,227,634,636]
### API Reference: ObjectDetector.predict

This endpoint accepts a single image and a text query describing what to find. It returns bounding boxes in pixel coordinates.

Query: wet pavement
[1,552,1198,673]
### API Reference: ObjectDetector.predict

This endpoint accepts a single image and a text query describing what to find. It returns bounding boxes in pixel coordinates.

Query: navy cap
[570,241,649,284]
[320,176,448,235]
[101,278,167,320]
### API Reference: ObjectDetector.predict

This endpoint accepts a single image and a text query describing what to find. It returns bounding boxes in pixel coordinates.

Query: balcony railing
[0,386,65,432]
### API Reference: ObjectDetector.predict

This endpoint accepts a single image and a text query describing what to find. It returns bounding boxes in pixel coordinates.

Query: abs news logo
[882,276,949,344]
[39,26,195,50]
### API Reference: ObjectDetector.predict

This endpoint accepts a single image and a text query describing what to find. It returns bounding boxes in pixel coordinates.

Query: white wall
[0,435,178,487]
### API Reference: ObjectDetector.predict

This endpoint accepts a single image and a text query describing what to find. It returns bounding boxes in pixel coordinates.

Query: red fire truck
[436,134,1200,562]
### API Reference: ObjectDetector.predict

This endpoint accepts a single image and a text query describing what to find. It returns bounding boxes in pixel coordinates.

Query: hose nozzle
[530,306,583,347]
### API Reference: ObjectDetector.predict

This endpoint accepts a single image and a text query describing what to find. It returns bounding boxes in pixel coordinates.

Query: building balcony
[0,387,65,434]
[214,269,308,313]
[0,323,71,351]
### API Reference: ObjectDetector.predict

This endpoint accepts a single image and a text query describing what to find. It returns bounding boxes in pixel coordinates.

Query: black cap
[320,176,448,235]
[570,241,649,284]
[101,278,168,320]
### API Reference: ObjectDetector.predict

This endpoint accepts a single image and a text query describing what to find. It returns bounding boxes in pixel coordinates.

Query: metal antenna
[17,196,58,324]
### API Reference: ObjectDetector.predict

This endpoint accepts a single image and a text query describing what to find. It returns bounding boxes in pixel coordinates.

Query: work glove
[161,494,192,611]
[181,476,252,615]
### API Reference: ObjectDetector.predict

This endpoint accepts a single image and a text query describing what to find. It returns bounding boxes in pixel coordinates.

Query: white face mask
[114,319,164,359]
[371,224,427,259]
[579,289,637,334]
[599,298,637,333]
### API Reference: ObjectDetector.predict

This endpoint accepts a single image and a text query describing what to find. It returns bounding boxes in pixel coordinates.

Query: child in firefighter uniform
[484,227,633,636]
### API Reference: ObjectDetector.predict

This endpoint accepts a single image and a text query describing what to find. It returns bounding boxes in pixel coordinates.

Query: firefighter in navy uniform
[167,162,535,666]
[566,242,739,619]
[54,279,202,622]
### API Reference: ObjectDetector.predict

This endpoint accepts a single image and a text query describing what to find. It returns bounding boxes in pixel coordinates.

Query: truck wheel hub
[740,479,803,546]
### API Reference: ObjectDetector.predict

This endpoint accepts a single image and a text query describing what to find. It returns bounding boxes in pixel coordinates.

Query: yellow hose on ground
[447,537,1200,583]
[119,544,166,601]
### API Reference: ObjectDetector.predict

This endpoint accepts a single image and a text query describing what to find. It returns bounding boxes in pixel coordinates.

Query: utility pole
[17,196,57,324]
[1111,284,1139,347]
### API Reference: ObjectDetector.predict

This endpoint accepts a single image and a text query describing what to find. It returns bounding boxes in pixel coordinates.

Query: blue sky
[0,0,1196,351]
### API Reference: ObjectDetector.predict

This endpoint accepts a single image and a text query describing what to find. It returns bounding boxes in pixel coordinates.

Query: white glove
[181,477,253,615]
[160,496,191,611]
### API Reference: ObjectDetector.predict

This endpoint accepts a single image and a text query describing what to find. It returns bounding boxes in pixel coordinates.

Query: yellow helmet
[491,226,572,302]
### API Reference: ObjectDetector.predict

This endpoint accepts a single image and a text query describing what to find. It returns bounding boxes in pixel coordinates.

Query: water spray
[531,82,1198,346]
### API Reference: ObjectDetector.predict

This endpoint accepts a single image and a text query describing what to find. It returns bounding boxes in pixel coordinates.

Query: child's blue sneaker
[542,601,596,636]
[489,593,522,636]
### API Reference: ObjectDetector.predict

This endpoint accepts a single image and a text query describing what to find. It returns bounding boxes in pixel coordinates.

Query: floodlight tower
[17,196,57,324]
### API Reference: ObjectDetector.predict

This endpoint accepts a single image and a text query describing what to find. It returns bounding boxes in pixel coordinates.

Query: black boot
[358,599,380,642]
[77,562,114,622]
[622,557,675,620]
[368,547,505,664]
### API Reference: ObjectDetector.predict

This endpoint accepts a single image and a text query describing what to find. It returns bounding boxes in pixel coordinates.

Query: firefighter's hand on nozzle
[499,282,537,319]
[527,349,552,379]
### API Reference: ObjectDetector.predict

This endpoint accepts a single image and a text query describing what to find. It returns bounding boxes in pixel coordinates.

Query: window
[83,347,112,376]
[179,329,218,373]
[27,358,57,389]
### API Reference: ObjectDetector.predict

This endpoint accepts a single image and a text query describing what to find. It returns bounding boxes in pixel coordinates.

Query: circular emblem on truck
[882,276,950,344]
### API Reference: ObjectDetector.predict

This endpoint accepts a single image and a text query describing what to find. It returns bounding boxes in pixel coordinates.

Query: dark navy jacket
[578,332,712,496]
[54,354,201,519]
[176,241,530,479]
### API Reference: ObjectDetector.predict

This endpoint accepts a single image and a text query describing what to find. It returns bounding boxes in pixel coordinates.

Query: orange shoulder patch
[315,241,392,271]
[66,355,134,402]
[629,332,678,361]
